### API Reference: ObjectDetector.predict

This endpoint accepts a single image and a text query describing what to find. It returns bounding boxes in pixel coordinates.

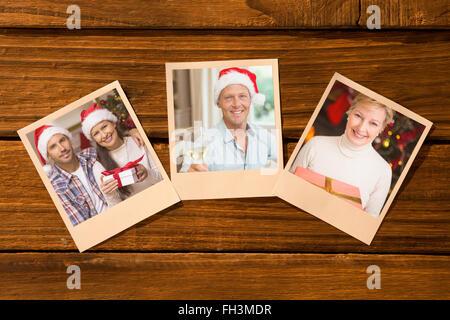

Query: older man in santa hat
[34,125,108,226]
[180,67,278,172]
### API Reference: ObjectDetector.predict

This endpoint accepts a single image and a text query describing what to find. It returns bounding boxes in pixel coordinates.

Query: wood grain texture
[0,2,448,300]
[0,0,354,28]
[0,0,448,29]
[360,0,450,28]
[0,253,448,299]
[1,141,448,253]
[1,29,449,139]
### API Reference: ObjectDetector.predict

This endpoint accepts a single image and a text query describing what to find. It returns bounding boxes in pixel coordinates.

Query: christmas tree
[373,113,425,188]
[95,89,135,131]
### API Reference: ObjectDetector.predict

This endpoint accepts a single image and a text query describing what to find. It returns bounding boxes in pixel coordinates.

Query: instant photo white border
[17,81,180,252]
[273,73,433,245]
[166,59,283,200]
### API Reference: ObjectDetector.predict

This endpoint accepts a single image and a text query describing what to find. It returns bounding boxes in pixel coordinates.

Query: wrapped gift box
[103,167,139,187]
[294,166,363,210]
[101,155,144,188]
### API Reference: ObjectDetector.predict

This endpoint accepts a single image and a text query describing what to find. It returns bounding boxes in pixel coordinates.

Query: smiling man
[34,125,108,226]
[180,67,278,172]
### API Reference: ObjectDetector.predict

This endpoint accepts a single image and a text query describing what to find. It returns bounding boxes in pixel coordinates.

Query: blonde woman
[291,93,395,217]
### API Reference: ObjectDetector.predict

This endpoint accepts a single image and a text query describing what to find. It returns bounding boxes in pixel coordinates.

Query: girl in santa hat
[81,103,162,205]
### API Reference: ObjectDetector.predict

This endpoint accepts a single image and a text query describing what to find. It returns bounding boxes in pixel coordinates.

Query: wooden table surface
[0,1,449,300]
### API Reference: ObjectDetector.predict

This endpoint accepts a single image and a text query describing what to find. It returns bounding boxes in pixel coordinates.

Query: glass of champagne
[185,125,212,166]
[187,145,210,165]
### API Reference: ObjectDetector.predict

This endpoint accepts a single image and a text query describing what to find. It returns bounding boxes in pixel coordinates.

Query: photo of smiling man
[176,66,277,173]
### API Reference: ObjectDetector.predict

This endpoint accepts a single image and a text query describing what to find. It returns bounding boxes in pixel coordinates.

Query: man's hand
[100,175,119,195]
[136,164,148,182]
[187,164,208,172]
[129,128,144,148]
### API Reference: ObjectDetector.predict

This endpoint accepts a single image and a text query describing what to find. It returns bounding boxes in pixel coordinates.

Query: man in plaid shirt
[35,125,108,226]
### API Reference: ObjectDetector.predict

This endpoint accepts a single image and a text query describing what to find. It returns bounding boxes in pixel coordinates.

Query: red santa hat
[80,102,117,141]
[214,67,265,107]
[34,124,73,176]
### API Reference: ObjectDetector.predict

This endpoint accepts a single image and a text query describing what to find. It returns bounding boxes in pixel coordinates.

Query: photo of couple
[32,89,163,227]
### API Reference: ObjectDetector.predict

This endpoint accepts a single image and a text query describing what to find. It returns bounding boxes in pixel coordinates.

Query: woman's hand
[136,164,148,182]
[100,175,119,195]
[129,128,144,148]
[187,164,208,172]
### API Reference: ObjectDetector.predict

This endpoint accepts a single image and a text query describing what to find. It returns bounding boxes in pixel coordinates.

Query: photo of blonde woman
[290,93,395,217]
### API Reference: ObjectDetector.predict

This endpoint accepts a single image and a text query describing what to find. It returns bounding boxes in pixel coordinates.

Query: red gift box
[294,166,363,210]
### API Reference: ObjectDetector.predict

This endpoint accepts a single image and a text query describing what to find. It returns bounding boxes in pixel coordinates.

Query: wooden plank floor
[1,30,449,139]
[0,253,448,299]
[0,1,448,300]
[0,0,448,28]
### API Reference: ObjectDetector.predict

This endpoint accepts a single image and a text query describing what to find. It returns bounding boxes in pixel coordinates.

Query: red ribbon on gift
[101,155,144,187]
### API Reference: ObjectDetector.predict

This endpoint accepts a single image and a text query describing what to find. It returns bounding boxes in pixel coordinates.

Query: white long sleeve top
[290,134,392,217]
[93,136,163,206]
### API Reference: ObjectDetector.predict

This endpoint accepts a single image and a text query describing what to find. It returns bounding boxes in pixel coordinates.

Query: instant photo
[166,59,283,200]
[17,81,180,252]
[273,73,432,244]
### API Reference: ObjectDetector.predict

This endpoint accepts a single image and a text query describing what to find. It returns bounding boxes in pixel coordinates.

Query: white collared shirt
[180,119,277,172]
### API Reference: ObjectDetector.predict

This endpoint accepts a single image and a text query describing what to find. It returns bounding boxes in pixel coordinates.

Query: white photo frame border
[273,72,433,245]
[17,81,180,252]
[166,59,284,200]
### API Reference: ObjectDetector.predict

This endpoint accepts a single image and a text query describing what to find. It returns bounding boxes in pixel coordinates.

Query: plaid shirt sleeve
[54,184,88,226]
[50,149,103,227]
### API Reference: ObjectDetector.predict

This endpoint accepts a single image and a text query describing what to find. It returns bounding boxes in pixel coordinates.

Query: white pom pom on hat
[80,102,118,141]
[43,164,53,176]
[214,67,265,107]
